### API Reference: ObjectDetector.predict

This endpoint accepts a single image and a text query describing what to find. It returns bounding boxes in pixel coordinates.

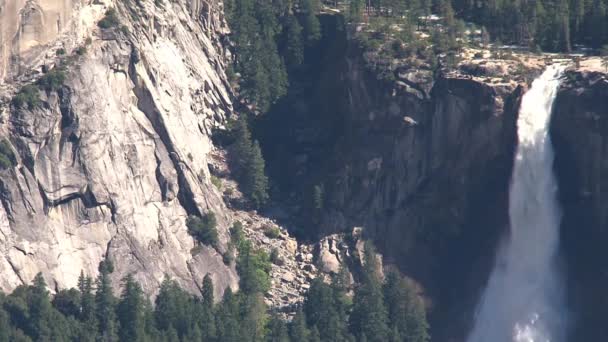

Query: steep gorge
[551,69,608,340]
[258,14,523,339]
[1,0,608,340]
[258,14,608,340]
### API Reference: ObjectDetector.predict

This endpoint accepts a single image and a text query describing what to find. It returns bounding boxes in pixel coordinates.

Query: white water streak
[467,65,567,342]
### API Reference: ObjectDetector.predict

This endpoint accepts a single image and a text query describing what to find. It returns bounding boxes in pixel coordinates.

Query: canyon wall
[0,0,238,298]
[258,18,526,338]
[552,69,608,340]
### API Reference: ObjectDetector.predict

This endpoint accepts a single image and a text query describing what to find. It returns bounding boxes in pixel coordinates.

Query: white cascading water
[467,64,567,342]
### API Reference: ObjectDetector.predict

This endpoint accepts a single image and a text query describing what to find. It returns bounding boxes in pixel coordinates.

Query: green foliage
[186,212,219,248]
[301,0,322,45]
[267,313,290,342]
[269,248,284,266]
[200,274,217,341]
[289,308,310,341]
[233,115,253,172]
[350,243,390,342]
[155,277,196,338]
[304,278,353,341]
[0,140,16,170]
[231,221,246,245]
[98,8,120,29]
[349,0,364,21]
[56,48,66,56]
[117,275,146,342]
[237,240,272,294]
[383,272,430,342]
[263,225,281,239]
[245,140,270,208]
[227,0,288,112]
[12,85,40,109]
[76,46,87,56]
[232,115,270,208]
[37,69,66,92]
[96,260,118,341]
[0,252,431,342]
[211,175,223,189]
[285,16,304,68]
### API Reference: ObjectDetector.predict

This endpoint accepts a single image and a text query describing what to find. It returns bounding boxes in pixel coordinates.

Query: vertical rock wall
[0,0,238,299]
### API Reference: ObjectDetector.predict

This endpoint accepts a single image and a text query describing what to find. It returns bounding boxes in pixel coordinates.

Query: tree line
[347,0,608,52]
[0,240,429,342]
[225,0,322,113]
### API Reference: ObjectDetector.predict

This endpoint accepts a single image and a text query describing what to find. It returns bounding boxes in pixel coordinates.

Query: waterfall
[467,64,567,342]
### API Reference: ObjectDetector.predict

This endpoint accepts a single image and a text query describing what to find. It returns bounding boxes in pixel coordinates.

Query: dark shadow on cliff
[254,12,521,341]
[551,72,608,341]
[254,14,350,239]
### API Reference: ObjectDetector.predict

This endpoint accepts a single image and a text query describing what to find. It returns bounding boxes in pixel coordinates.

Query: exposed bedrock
[0,0,238,299]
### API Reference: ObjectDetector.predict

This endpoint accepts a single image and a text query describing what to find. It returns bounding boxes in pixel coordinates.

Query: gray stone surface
[0,0,238,299]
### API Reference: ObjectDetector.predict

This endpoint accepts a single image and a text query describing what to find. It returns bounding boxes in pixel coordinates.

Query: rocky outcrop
[256,16,526,337]
[0,0,95,83]
[551,69,608,340]
[0,0,237,299]
[320,45,525,338]
[319,39,521,273]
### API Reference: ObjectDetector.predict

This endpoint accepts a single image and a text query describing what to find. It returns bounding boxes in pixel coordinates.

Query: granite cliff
[2,1,608,339]
[551,68,608,340]
[0,0,238,298]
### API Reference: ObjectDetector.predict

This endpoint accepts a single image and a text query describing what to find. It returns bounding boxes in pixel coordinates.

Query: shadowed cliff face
[322,48,523,340]
[257,14,524,340]
[551,70,608,341]
[0,0,238,299]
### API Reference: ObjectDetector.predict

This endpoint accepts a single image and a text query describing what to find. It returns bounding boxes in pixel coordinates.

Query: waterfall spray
[467,64,567,342]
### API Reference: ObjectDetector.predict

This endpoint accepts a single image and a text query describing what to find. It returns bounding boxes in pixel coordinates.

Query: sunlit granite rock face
[0,0,238,299]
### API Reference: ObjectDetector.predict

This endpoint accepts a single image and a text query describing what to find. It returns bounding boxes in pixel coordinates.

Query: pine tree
[165,327,180,342]
[245,140,270,208]
[289,308,310,341]
[154,276,195,337]
[301,0,321,44]
[0,306,9,342]
[200,274,217,341]
[350,244,389,342]
[304,279,351,342]
[188,323,203,342]
[95,261,118,342]
[233,114,253,173]
[263,38,288,104]
[29,273,53,341]
[51,288,81,318]
[309,326,321,342]
[285,15,304,68]
[237,241,272,294]
[572,0,586,37]
[117,274,146,342]
[77,271,97,341]
[588,0,607,47]
[383,272,429,342]
[349,0,364,21]
[266,313,290,342]
[216,288,242,342]
[232,115,269,209]
[557,0,572,52]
